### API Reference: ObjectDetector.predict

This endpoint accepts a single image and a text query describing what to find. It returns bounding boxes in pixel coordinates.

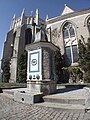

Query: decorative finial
[21,8,25,24]
[13,14,16,20]
[64,4,66,6]
[46,14,48,21]
[30,11,33,16]
[35,9,39,25]
[36,8,39,14]
[21,8,25,16]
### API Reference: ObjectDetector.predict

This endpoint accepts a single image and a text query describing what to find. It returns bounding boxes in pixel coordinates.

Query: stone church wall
[2,30,14,61]
[47,12,90,55]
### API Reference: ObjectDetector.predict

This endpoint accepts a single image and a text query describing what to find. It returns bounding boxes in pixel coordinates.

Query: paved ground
[0,94,90,120]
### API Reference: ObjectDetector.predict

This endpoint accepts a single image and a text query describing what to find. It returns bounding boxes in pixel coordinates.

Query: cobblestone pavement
[0,94,90,120]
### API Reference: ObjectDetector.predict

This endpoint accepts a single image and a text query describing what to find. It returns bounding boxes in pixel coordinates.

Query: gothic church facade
[2,5,90,82]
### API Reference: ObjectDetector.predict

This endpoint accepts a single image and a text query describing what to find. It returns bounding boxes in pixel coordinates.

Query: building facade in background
[2,5,90,82]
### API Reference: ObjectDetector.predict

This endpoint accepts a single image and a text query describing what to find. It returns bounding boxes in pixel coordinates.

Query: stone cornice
[25,41,59,51]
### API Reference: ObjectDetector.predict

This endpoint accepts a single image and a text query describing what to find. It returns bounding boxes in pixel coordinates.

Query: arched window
[63,22,78,65]
[87,18,90,33]
[25,28,32,45]
[63,28,69,39]
[63,23,75,39]
[69,27,75,37]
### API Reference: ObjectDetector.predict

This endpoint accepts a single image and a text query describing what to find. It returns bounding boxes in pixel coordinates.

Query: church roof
[61,4,74,15]
[47,7,90,24]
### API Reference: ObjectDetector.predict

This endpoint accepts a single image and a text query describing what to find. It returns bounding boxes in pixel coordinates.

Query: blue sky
[0,0,90,61]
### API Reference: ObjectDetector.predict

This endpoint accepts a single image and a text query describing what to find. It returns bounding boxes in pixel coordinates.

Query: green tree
[78,39,86,70]
[54,49,63,83]
[68,67,83,82]
[78,38,90,82]
[17,51,27,83]
[2,59,10,82]
[84,38,90,82]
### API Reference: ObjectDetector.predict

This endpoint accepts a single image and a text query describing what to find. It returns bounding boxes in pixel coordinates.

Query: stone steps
[35,102,85,112]
[38,88,89,112]
[1,87,89,112]
[43,96,85,105]
[2,88,28,96]
[0,93,14,99]
[3,89,15,95]
[43,88,88,105]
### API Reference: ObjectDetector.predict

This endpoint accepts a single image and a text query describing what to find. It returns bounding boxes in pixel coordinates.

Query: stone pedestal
[25,41,59,95]
[14,41,58,104]
[27,80,56,95]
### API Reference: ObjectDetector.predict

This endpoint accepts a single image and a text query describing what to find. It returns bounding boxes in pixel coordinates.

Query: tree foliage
[2,59,10,82]
[78,39,86,71]
[54,49,63,83]
[62,67,83,83]
[78,38,90,82]
[17,51,27,83]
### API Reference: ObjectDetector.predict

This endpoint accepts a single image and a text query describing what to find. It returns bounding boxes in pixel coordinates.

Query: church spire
[35,8,39,25]
[61,4,74,16]
[21,8,25,17]
[10,14,16,30]
[21,8,25,24]
[13,14,16,20]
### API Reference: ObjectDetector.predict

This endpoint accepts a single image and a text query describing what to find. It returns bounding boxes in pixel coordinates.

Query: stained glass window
[63,22,78,65]
[65,46,72,65]
[63,29,69,38]
[69,27,75,37]
[72,45,78,63]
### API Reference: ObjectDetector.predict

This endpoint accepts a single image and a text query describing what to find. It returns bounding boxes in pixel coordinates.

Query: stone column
[10,28,21,83]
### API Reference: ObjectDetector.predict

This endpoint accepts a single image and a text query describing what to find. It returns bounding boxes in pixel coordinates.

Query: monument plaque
[28,49,42,80]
